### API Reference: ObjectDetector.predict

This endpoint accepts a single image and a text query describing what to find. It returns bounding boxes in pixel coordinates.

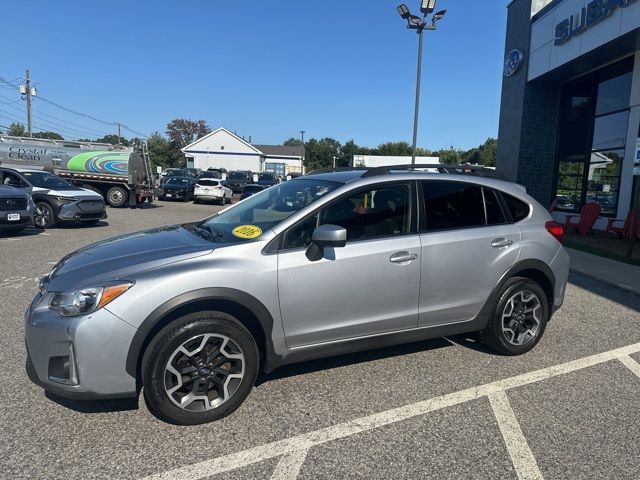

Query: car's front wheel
[142,312,258,425]
[35,202,56,229]
[479,277,548,355]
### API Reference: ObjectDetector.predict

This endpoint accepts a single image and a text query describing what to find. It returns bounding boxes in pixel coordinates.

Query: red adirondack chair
[564,202,602,236]
[606,209,640,240]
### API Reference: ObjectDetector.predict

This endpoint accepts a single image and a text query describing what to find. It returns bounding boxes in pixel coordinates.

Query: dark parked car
[256,173,279,188]
[0,167,106,229]
[239,184,266,200]
[0,185,35,234]
[227,171,253,193]
[159,177,196,201]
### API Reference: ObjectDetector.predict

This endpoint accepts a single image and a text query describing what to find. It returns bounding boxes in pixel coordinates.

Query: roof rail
[361,164,505,180]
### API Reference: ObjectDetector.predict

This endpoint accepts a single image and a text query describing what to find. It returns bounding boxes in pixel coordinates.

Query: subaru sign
[555,0,637,46]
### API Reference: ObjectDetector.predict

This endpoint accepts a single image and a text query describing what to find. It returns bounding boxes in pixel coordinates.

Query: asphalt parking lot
[1,199,640,480]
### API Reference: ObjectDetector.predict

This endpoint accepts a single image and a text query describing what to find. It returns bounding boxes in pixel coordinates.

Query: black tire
[220,194,226,205]
[479,277,549,355]
[35,202,56,229]
[142,312,259,425]
[106,186,128,208]
[193,197,199,204]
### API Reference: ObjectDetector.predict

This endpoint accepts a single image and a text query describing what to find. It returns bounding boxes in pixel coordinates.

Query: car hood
[45,225,213,292]
[32,186,103,199]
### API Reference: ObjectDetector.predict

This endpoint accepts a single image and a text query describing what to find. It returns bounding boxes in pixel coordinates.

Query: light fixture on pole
[396,2,447,166]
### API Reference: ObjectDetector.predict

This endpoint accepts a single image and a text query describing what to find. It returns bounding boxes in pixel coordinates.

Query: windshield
[21,171,73,189]
[228,172,247,180]
[258,174,275,181]
[197,179,219,186]
[194,178,339,242]
[166,177,191,185]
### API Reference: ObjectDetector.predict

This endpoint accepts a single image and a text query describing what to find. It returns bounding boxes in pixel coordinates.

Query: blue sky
[2,1,507,150]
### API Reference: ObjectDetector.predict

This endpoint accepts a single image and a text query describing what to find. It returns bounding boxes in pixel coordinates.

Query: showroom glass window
[554,57,633,216]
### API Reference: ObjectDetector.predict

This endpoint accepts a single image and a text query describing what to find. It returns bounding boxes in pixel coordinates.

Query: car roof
[299,166,528,198]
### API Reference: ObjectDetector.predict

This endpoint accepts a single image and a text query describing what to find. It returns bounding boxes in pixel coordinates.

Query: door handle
[491,238,513,248]
[390,252,418,264]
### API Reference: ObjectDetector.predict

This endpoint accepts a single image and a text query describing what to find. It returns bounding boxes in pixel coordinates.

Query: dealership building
[497,0,640,225]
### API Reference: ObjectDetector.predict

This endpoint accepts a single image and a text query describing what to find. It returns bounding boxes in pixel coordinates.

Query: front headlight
[49,282,133,317]
[51,195,76,204]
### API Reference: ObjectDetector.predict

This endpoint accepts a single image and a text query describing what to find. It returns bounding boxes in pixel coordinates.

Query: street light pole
[397,3,446,166]
[300,130,306,173]
[411,28,424,166]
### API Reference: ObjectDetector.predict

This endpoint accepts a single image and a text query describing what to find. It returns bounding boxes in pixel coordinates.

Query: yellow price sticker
[232,225,263,239]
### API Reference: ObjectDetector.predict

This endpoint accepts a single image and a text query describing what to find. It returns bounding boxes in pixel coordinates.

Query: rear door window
[484,189,507,225]
[421,181,485,231]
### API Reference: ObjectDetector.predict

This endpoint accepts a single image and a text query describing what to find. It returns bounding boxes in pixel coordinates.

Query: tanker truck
[0,135,156,207]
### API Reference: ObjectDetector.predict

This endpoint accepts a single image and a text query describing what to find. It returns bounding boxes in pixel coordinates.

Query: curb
[569,267,640,296]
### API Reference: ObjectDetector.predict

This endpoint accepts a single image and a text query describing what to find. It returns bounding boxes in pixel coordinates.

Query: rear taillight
[545,221,564,244]
[214,185,222,190]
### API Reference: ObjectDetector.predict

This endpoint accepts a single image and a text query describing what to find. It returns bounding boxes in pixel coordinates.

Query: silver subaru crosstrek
[25,165,569,425]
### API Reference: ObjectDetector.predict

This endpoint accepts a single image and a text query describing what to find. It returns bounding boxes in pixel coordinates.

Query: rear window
[502,193,530,222]
[197,179,219,186]
[228,172,248,180]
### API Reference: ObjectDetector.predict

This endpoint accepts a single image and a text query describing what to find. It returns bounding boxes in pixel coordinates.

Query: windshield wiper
[190,224,224,242]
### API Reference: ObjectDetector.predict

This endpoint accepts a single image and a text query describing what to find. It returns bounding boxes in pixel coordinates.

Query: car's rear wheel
[142,312,258,425]
[34,202,56,229]
[479,277,548,355]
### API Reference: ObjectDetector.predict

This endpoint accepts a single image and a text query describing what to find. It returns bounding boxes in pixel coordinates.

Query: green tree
[146,132,172,168]
[32,131,64,140]
[7,122,26,136]
[283,138,303,147]
[93,134,130,146]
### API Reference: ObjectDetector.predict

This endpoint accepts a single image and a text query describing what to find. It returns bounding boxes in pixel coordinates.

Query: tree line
[2,120,497,169]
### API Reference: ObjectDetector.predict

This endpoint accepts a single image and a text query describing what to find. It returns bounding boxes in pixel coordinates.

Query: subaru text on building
[25,165,570,425]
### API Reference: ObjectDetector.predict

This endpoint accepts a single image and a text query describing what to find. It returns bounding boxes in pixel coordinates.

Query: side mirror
[305,224,347,261]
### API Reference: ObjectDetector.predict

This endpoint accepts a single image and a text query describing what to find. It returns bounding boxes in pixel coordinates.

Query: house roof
[181,127,262,154]
[253,144,303,158]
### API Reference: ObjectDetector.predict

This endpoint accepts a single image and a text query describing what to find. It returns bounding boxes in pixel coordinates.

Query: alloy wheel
[164,333,245,412]
[35,205,50,228]
[501,290,542,346]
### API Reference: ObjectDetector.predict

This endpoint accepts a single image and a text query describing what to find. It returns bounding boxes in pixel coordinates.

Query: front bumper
[57,199,107,222]
[161,190,188,199]
[0,210,34,230]
[24,292,138,399]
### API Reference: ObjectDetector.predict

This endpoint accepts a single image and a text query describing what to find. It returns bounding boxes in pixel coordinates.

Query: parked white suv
[194,178,233,205]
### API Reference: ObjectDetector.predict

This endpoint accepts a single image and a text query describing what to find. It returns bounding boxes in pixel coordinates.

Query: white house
[182,128,303,175]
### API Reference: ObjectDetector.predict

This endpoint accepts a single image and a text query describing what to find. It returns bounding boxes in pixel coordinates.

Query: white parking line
[142,341,640,480]
[489,391,543,480]
[269,446,311,480]
[618,355,640,379]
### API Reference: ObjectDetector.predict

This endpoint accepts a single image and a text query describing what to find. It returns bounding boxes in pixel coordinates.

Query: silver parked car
[25,165,570,425]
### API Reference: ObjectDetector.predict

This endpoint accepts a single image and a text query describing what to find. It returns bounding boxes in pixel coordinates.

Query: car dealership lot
[1,200,640,479]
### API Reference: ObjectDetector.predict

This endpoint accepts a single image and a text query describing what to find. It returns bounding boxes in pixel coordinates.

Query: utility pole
[22,70,34,138]
[300,130,306,173]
